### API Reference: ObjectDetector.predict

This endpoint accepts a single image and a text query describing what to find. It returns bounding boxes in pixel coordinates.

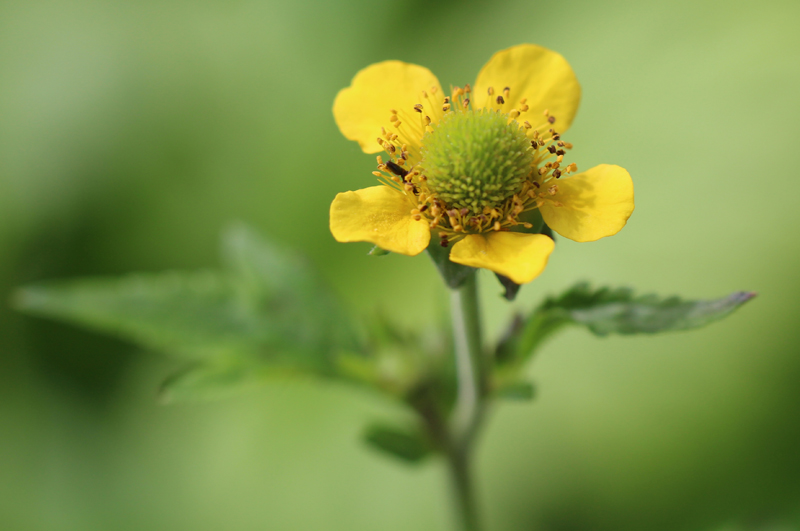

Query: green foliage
[368,245,391,256]
[363,423,432,463]
[494,380,536,401]
[14,224,360,397]
[426,239,474,289]
[159,356,292,403]
[495,283,756,369]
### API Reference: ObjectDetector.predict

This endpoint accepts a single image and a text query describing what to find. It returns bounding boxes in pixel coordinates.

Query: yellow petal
[540,164,634,242]
[329,185,430,256]
[473,44,581,132]
[333,61,442,154]
[450,232,555,284]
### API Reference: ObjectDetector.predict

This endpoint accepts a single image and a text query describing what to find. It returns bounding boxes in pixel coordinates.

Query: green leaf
[497,283,756,366]
[495,380,536,401]
[426,238,474,290]
[159,356,274,403]
[363,423,432,463]
[14,224,359,380]
[495,273,521,301]
[15,271,264,360]
[368,245,391,256]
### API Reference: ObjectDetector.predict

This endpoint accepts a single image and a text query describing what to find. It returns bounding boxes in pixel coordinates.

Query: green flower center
[419,109,535,213]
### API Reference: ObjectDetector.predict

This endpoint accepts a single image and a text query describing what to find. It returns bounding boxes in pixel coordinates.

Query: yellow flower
[330,44,634,284]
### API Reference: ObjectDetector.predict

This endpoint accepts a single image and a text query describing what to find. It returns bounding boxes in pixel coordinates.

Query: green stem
[447,446,480,531]
[448,271,486,531]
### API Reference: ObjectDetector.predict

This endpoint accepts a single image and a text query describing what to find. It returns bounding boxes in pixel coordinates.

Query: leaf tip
[10,287,43,312]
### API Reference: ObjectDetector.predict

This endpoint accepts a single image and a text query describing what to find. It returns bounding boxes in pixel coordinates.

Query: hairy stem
[447,271,486,531]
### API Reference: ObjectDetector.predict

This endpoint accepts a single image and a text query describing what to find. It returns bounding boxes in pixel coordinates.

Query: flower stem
[448,271,486,531]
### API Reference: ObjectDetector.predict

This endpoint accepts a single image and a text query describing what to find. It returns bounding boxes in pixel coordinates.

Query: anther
[391,109,398,115]
[553,169,562,179]
[547,116,556,124]
[414,104,423,113]
[523,121,532,129]
[424,116,432,125]
[548,145,557,154]
[443,97,450,104]
[503,87,510,98]
[372,171,382,177]
[463,99,470,109]
[465,83,471,93]
[376,156,383,165]
[496,95,505,105]
[548,185,558,195]
[419,205,428,212]
[442,104,451,112]
[394,121,402,128]
[508,109,520,119]
[389,115,398,122]
[488,86,494,95]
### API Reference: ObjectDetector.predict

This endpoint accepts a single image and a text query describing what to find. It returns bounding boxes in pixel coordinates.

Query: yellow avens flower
[330,44,634,284]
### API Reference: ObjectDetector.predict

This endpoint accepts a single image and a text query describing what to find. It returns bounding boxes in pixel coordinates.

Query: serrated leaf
[14,224,359,380]
[15,272,264,360]
[364,423,432,463]
[498,283,756,366]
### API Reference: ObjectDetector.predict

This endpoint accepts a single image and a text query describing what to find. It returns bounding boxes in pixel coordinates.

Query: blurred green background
[2,0,799,529]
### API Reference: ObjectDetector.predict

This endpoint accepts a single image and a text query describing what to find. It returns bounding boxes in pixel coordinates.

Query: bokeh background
[2,0,800,529]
